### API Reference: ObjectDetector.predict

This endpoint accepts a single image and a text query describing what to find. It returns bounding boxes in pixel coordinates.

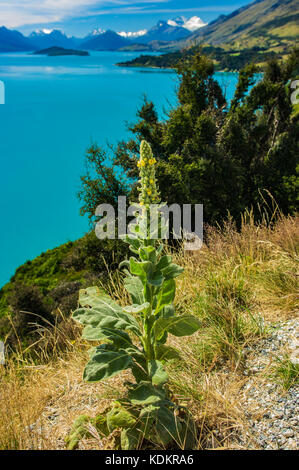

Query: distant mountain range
[0,16,206,52]
[80,30,131,51]
[118,0,299,71]
[29,29,79,49]
[1,0,297,55]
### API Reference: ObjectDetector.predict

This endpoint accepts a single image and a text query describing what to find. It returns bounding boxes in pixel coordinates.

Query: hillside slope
[188,0,299,50]
[0,214,298,450]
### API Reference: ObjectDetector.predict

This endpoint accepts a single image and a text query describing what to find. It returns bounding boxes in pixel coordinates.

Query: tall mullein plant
[72,141,200,449]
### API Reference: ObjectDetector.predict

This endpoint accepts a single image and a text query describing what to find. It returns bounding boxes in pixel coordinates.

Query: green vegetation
[0,0,299,450]
[70,141,200,450]
[1,212,297,450]
[2,48,298,355]
[82,50,299,227]
[271,355,299,390]
[0,4,298,449]
[117,45,277,71]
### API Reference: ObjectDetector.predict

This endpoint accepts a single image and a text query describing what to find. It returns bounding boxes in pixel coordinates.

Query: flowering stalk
[72,140,200,449]
[138,140,160,206]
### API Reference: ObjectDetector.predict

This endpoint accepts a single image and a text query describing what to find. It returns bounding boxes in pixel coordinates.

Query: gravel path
[241,319,299,450]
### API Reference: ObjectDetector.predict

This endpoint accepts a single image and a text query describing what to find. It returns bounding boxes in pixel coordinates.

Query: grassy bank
[0,213,298,450]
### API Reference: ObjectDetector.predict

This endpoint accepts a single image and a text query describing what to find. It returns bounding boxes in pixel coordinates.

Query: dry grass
[0,213,298,450]
[0,349,130,450]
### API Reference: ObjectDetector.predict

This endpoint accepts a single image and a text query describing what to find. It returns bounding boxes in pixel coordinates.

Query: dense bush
[79,49,299,226]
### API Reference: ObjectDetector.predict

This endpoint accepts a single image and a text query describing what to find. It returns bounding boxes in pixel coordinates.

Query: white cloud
[0,0,169,28]
[0,1,241,29]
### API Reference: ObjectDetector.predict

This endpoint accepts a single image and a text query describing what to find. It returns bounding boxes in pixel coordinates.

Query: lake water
[0,51,240,288]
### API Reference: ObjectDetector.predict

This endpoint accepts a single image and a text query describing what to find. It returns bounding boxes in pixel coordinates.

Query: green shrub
[78,49,299,227]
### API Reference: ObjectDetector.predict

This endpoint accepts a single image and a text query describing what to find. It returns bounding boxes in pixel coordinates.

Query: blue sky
[1,1,252,37]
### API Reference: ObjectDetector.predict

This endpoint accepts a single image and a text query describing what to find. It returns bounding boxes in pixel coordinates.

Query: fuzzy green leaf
[139,246,156,263]
[73,288,141,335]
[147,269,164,287]
[77,288,141,333]
[155,406,182,446]
[161,304,175,318]
[93,414,110,437]
[154,315,201,339]
[123,303,150,314]
[161,263,184,280]
[107,407,136,432]
[119,260,130,270]
[155,344,181,361]
[128,382,166,405]
[124,276,144,305]
[83,351,132,382]
[82,326,133,349]
[156,279,176,313]
[156,255,172,270]
[79,287,118,310]
[73,308,140,336]
[129,258,152,279]
[121,428,142,450]
[149,360,168,386]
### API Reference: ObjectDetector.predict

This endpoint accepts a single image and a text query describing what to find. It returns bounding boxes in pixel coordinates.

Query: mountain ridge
[0,26,34,52]
[118,0,299,70]
[0,2,298,53]
[0,15,203,52]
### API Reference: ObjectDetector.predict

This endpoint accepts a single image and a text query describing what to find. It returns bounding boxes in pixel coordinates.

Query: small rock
[283,429,294,438]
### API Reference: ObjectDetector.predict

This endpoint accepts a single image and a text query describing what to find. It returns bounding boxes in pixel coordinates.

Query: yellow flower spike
[138,140,160,206]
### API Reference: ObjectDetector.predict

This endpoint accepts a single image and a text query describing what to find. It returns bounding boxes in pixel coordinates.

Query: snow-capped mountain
[167,16,207,32]
[31,28,54,36]
[79,17,197,48]
[89,28,106,36]
[118,29,147,39]
[116,16,206,44]
[128,20,191,44]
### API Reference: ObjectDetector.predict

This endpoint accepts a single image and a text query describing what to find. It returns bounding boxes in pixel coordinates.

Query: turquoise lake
[0,51,240,288]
